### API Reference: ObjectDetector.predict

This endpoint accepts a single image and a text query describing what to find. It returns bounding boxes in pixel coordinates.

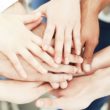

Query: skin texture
[81,0,110,72]
[0,80,52,104]
[1,1,110,108]
[0,2,76,86]
[36,67,110,110]
[35,0,81,64]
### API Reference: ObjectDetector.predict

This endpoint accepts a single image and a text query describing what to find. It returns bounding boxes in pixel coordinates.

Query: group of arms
[0,0,110,109]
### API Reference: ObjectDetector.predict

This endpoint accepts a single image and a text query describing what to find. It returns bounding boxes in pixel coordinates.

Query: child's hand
[35,0,81,64]
[0,14,57,78]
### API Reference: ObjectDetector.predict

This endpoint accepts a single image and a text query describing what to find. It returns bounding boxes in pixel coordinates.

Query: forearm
[81,0,110,16]
[90,46,110,72]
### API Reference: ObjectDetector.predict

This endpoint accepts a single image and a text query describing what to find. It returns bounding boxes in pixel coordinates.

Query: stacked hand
[35,0,81,64]
[0,14,58,78]
[1,0,110,109]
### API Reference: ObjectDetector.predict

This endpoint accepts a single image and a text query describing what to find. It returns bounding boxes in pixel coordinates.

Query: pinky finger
[7,53,27,78]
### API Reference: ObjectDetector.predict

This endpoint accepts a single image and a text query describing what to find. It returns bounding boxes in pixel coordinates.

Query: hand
[35,0,81,64]
[81,0,99,72]
[36,68,110,109]
[0,80,52,104]
[0,51,77,89]
[0,14,57,78]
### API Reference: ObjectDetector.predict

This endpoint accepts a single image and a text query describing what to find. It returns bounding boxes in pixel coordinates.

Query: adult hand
[0,14,57,78]
[0,80,52,104]
[36,68,110,109]
[81,0,100,72]
[0,52,80,89]
[35,0,81,64]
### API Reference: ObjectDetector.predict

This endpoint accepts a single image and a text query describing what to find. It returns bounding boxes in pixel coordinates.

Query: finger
[26,18,42,30]
[31,36,54,55]
[37,83,53,98]
[50,83,60,89]
[41,73,72,82]
[64,28,72,64]
[19,49,47,74]
[36,97,69,109]
[73,22,81,55]
[69,54,83,64]
[44,63,77,75]
[42,23,55,51]
[60,81,68,89]
[28,43,58,68]
[7,53,27,78]
[83,41,97,72]
[55,27,64,64]
[17,12,42,24]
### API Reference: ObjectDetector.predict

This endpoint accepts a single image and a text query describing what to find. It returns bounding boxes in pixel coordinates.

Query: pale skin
[0,2,79,89]
[37,67,110,110]
[1,1,110,108]
[0,4,60,78]
[1,21,110,105]
[36,47,110,110]
[35,0,81,64]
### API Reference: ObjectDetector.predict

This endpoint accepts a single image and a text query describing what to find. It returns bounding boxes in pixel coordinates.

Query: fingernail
[67,75,73,81]
[43,45,48,51]
[55,57,61,64]
[65,57,69,64]
[61,83,68,89]
[77,50,81,55]
[84,64,91,72]
[36,100,44,107]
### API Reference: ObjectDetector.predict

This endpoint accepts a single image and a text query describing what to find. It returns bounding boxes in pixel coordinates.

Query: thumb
[17,12,42,24]
[83,42,97,73]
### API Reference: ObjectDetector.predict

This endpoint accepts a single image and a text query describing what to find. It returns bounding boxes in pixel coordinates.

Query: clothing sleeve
[0,0,18,13]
